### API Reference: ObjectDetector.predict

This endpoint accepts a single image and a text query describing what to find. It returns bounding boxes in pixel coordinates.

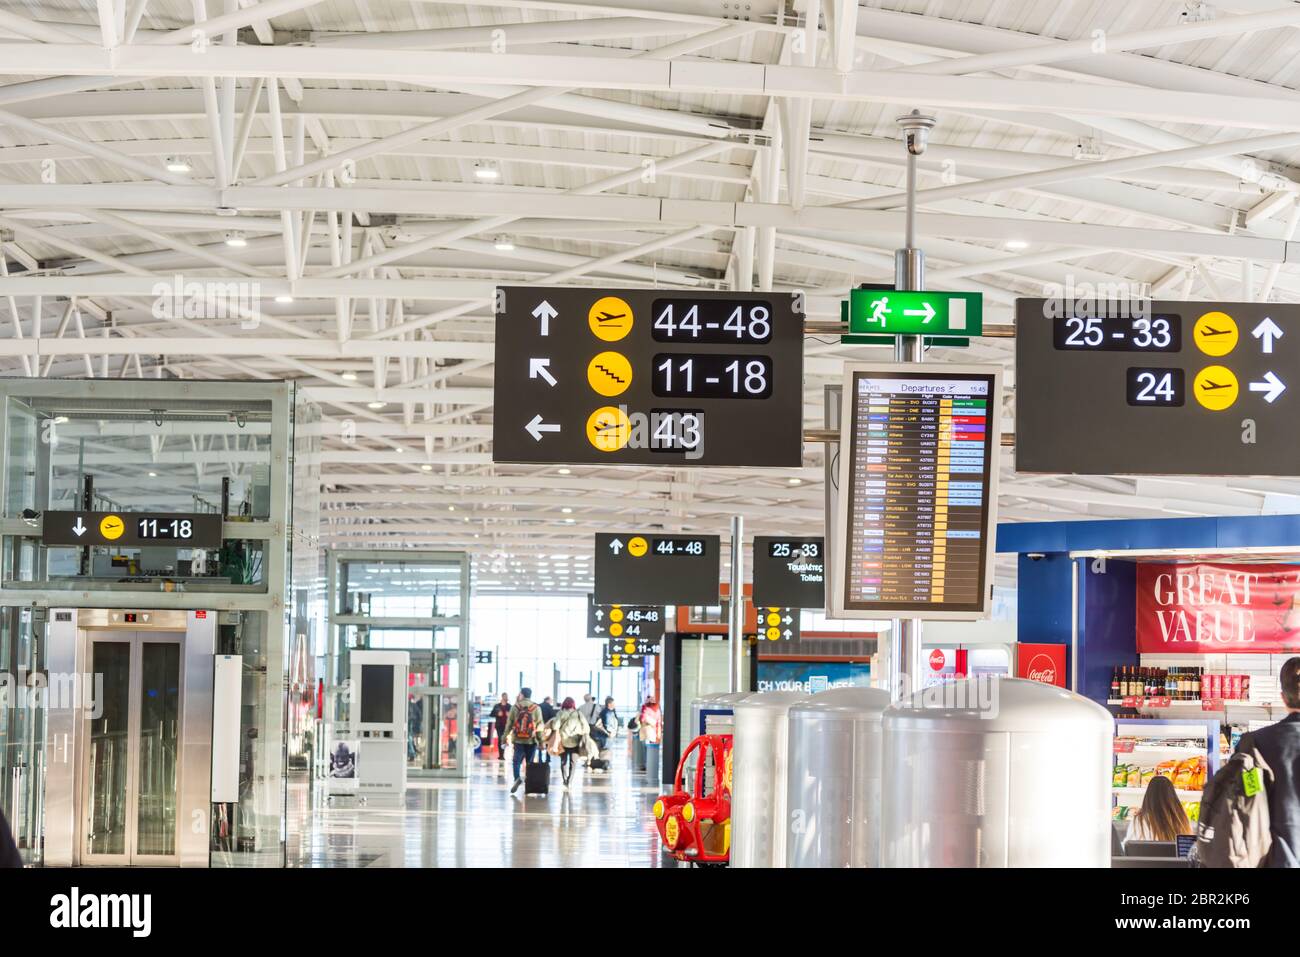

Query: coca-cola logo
[928,649,946,671]
[1025,653,1058,685]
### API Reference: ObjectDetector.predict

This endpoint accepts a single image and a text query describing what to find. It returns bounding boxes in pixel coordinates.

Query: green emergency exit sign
[848,289,983,336]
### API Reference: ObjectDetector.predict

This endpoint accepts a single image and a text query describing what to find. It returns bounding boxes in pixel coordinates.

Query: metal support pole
[728,514,745,693]
[889,110,936,702]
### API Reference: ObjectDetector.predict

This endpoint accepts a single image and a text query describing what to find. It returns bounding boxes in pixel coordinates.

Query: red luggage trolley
[652,733,733,866]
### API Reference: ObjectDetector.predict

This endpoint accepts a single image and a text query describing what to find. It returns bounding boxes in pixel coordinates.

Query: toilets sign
[1136,562,1300,653]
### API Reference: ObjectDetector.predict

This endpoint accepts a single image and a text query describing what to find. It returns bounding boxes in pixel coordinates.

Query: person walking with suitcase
[589,696,619,772]
[507,689,546,795]
[489,692,511,762]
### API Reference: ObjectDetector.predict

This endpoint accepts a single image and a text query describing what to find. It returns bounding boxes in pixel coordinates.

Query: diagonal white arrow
[529,357,557,386]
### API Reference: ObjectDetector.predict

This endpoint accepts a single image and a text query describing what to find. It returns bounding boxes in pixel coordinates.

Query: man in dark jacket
[0,807,22,867]
[1243,656,1300,867]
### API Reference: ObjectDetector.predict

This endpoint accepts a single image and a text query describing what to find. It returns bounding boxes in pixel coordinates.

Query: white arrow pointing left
[1250,371,1287,403]
[1253,317,1284,354]
[524,414,560,441]
[529,358,557,387]
[71,517,86,537]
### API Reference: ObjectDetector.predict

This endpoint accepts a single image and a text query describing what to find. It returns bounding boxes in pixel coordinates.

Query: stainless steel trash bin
[881,676,1112,868]
[730,691,809,868]
[785,686,892,868]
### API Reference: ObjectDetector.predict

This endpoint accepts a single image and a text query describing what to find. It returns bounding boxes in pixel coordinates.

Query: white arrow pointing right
[1253,317,1284,354]
[529,357,557,386]
[1250,371,1287,403]
[903,301,936,323]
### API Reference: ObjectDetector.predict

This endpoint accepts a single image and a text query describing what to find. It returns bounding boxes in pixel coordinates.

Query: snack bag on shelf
[1172,759,1195,790]
[1155,760,1177,779]
[1113,764,1129,788]
[1128,767,1143,788]
[1141,769,1155,787]
[1183,801,1200,822]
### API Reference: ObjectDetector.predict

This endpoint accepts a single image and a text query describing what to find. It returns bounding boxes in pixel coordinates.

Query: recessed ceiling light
[493,235,515,252]
[1004,239,1028,251]
[561,507,573,513]
[557,468,571,475]
[420,464,433,471]
[474,161,499,180]
[224,231,247,248]
[788,477,802,485]
[565,518,575,523]
[165,155,192,173]
[341,372,358,381]
[53,415,69,425]
[447,505,456,511]
[274,294,294,304]
[148,471,158,477]
[367,401,386,409]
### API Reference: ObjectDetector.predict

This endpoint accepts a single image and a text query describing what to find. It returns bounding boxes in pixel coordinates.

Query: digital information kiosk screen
[831,363,1001,620]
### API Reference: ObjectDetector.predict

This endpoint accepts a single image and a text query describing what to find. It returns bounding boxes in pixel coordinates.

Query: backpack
[1192,737,1272,868]
[512,705,537,741]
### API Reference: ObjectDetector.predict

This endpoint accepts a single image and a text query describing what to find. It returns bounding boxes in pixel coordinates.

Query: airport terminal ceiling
[3,0,1300,594]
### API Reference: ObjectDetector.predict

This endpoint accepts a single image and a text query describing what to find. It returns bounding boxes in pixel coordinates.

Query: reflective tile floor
[287,743,676,868]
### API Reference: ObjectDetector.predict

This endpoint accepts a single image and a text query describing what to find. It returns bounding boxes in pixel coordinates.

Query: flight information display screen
[835,364,1000,619]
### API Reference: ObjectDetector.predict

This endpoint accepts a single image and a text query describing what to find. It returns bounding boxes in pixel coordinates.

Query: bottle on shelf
[1110,667,1120,700]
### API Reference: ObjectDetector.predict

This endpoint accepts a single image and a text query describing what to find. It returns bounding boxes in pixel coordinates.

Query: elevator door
[81,632,183,866]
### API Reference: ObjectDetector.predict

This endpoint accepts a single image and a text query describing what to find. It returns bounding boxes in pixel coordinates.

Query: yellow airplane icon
[1193,365,1239,411]
[1194,311,1238,357]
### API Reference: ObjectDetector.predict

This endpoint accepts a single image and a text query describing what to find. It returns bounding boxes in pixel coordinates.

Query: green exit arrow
[848,289,983,336]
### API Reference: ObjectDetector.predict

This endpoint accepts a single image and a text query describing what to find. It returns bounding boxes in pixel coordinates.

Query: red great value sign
[1136,562,1300,655]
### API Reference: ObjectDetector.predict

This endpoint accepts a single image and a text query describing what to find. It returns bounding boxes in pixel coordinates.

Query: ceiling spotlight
[341,372,358,381]
[148,471,158,478]
[474,161,500,180]
[447,505,456,511]
[421,464,433,472]
[1004,239,1029,251]
[788,477,803,485]
[224,231,247,248]
[165,155,192,173]
[565,518,576,524]
[557,468,571,475]
[561,507,573,514]
[53,415,69,425]
[493,235,515,252]
[367,401,386,410]
[274,294,294,304]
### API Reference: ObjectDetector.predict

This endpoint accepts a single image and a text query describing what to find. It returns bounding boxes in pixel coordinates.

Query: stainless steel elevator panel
[785,686,891,868]
[729,691,809,869]
[881,677,1112,868]
[43,608,215,867]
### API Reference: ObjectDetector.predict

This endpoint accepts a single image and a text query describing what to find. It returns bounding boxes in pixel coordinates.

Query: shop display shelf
[1112,786,1203,802]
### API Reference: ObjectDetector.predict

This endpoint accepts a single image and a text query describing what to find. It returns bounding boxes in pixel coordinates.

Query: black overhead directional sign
[1017,298,1300,475]
[492,286,804,466]
[752,536,825,608]
[593,533,721,605]
[42,510,224,548]
[606,636,662,658]
[585,594,665,641]
[753,605,801,642]
[602,648,644,669]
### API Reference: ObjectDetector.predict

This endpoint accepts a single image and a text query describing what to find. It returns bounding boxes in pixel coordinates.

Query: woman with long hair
[1125,774,1192,846]
[546,697,591,790]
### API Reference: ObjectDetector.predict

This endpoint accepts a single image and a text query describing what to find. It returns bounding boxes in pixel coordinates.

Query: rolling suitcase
[524,757,550,796]
[589,758,610,772]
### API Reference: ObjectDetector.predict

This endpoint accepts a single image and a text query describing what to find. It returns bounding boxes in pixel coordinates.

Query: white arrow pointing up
[71,517,86,537]
[609,538,624,554]
[529,358,557,386]
[595,609,604,620]
[524,414,560,441]
[531,300,557,336]
[903,301,936,323]
[1250,371,1287,403]
[1253,317,1284,354]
